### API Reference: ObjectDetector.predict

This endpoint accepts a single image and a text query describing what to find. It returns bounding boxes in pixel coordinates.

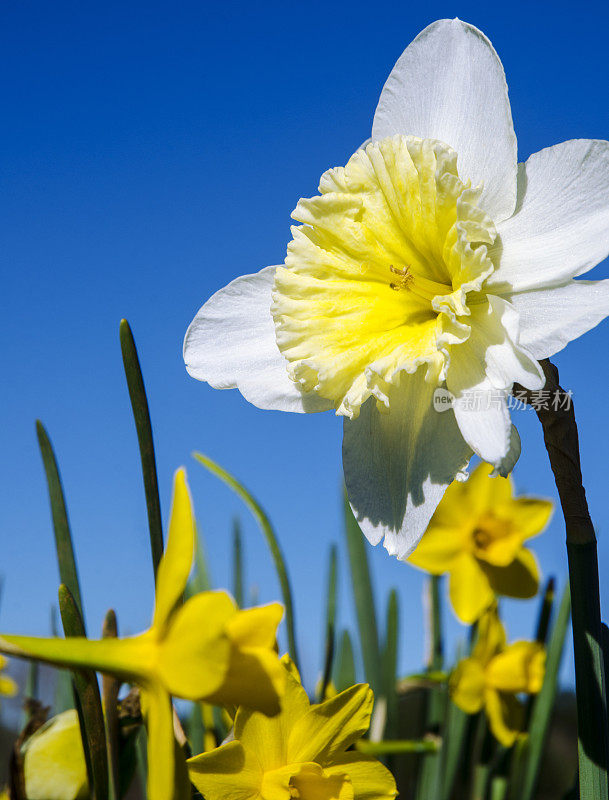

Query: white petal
[372,18,517,223]
[183,267,332,413]
[449,297,544,393]
[342,370,472,560]
[451,388,513,473]
[489,140,609,292]
[507,279,609,360]
[445,297,542,472]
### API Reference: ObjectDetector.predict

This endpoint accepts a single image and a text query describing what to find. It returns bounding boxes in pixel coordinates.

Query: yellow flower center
[271,135,497,418]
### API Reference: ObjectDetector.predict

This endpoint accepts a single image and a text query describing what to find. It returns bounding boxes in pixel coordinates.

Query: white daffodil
[184,19,609,559]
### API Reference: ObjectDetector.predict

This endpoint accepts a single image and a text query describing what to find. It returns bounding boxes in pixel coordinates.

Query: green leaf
[187,703,204,757]
[382,589,399,739]
[50,605,73,714]
[333,629,356,692]
[193,452,300,670]
[36,421,84,624]
[437,700,469,800]
[119,319,164,580]
[517,582,572,800]
[416,576,447,800]
[319,545,338,701]
[58,584,109,800]
[342,494,382,698]
[232,518,244,608]
[102,609,120,800]
[490,776,509,800]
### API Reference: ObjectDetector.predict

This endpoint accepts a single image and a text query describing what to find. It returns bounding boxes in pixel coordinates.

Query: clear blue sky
[3,0,609,696]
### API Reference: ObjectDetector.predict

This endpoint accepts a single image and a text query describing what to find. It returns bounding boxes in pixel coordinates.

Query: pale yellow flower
[408,461,552,622]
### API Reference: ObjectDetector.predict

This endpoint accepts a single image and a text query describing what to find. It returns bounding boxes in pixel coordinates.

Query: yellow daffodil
[0,655,17,698]
[450,608,545,746]
[0,469,285,800]
[408,462,552,623]
[188,657,397,800]
[21,709,88,800]
[184,18,609,561]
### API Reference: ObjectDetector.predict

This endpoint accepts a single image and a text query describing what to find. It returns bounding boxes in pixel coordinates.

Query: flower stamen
[389,264,414,291]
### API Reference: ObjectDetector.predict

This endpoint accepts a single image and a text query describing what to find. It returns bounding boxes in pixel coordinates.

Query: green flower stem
[517,359,608,800]
[355,739,439,755]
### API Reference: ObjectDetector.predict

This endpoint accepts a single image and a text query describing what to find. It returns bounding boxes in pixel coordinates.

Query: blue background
[2,0,609,701]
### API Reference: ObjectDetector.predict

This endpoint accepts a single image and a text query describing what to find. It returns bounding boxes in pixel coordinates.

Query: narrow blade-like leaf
[36,421,84,622]
[119,319,163,579]
[59,584,108,800]
[193,452,300,669]
[343,494,382,697]
[233,518,244,608]
[518,583,572,800]
[319,545,338,701]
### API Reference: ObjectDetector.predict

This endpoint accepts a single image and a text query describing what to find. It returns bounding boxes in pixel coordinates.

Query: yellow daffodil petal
[323,754,397,800]
[0,633,153,684]
[226,604,283,649]
[141,686,190,800]
[188,740,263,800]
[507,498,553,541]
[0,674,17,697]
[448,555,494,624]
[156,591,235,700]
[235,665,310,771]
[482,548,539,600]
[456,462,512,519]
[22,710,88,800]
[449,658,485,714]
[487,642,546,694]
[287,684,373,764]
[484,688,524,748]
[158,595,284,713]
[153,468,196,632]
[206,641,285,717]
[407,523,465,574]
[472,608,506,664]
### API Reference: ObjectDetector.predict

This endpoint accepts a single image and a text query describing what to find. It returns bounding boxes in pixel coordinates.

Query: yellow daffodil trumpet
[0,469,285,800]
[408,461,552,623]
[450,608,545,746]
[188,656,397,800]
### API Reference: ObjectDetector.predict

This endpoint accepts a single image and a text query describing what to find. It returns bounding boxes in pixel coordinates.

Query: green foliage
[119,319,164,580]
[58,584,109,800]
[193,451,300,671]
[343,494,383,699]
